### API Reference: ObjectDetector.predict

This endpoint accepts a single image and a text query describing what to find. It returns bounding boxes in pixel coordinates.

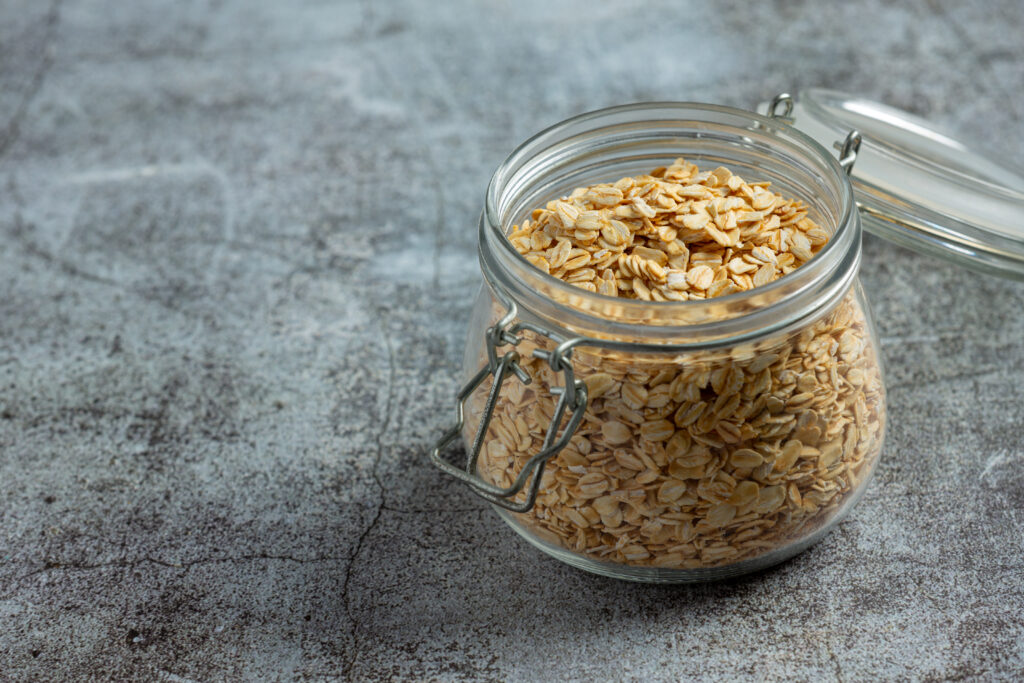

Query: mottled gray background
[1,0,1022,680]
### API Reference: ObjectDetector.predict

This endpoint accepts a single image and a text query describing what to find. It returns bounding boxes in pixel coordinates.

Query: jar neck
[480,102,861,352]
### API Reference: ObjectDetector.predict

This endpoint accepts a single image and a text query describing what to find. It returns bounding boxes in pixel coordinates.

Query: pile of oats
[507,158,828,301]
[468,159,886,571]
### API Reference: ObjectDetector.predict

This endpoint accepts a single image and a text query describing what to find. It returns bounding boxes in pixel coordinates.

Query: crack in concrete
[825,639,845,683]
[7,210,246,319]
[379,504,482,515]
[1,553,348,600]
[0,0,62,161]
[340,314,396,679]
[8,212,123,289]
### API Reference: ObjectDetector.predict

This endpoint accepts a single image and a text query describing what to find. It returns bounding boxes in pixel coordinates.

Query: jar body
[448,102,887,582]
[462,279,885,582]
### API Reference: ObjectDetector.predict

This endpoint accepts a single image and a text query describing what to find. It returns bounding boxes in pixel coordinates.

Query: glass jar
[433,102,887,582]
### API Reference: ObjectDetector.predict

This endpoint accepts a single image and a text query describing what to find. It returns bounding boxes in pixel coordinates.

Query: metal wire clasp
[766,92,794,122]
[430,299,589,512]
[767,92,861,175]
[835,130,861,175]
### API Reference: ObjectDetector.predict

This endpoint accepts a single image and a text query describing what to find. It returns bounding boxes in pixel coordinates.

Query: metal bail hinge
[429,299,589,513]
[835,130,862,175]
[766,92,795,122]
[766,93,861,176]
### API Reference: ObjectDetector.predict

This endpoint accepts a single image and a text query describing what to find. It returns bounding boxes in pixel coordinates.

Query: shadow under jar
[436,103,887,583]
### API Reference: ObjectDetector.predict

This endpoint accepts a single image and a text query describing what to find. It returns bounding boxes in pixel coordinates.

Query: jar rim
[481,101,861,349]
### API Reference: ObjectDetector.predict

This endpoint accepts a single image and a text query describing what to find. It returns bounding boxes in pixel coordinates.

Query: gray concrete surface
[1,0,1023,680]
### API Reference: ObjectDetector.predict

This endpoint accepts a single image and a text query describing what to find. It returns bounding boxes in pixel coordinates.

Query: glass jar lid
[762,89,1024,280]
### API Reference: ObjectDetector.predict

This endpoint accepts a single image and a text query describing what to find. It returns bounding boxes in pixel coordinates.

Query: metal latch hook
[766,92,861,175]
[766,92,794,121]
[835,130,862,175]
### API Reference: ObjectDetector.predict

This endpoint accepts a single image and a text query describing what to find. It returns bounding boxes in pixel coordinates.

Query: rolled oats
[468,159,885,570]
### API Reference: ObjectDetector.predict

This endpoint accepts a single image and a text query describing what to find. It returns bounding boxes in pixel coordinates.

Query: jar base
[491,469,875,583]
